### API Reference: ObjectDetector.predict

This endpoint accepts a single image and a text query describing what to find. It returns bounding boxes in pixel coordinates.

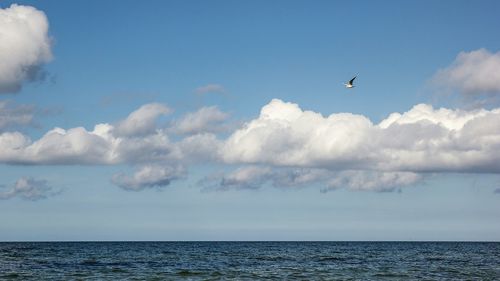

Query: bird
[344,76,357,88]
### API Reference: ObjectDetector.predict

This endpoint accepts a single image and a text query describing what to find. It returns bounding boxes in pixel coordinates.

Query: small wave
[107,261,133,267]
[177,269,203,276]
[110,267,128,273]
[373,272,410,278]
[254,255,293,262]
[70,272,89,277]
[315,256,347,262]
[80,258,100,266]
[426,256,446,261]
[2,272,21,279]
[162,250,177,254]
[210,271,223,277]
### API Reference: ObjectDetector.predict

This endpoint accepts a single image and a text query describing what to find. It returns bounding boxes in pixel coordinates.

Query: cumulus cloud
[112,165,184,191]
[0,101,36,130]
[433,49,500,107]
[222,99,500,174]
[0,177,58,201]
[0,4,52,93]
[171,106,229,135]
[195,84,226,95]
[114,103,171,137]
[0,124,185,165]
[0,125,116,165]
[0,102,218,168]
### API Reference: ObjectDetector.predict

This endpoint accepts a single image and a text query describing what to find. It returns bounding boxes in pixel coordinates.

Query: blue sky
[0,0,499,241]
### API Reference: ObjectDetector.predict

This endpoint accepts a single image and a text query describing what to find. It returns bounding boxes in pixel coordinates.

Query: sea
[0,242,499,280]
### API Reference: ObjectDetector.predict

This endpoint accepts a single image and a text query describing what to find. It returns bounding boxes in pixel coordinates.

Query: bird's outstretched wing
[349,76,357,85]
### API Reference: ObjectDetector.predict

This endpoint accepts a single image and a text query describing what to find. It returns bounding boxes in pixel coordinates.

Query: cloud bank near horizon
[1,99,499,193]
[0,4,52,94]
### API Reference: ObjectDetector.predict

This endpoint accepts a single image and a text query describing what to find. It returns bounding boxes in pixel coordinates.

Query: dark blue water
[0,242,499,280]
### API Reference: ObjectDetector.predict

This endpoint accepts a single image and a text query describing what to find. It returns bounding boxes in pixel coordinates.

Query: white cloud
[0,101,36,130]
[222,99,375,167]
[112,165,184,191]
[194,84,226,95]
[377,103,487,130]
[433,49,500,106]
[171,106,229,135]
[0,124,185,165]
[0,125,117,165]
[0,103,215,167]
[0,4,52,93]
[222,99,500,173]
[0,177,58,201]
[114,103,171,137]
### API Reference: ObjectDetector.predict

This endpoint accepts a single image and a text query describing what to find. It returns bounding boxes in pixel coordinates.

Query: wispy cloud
[0,4,52,94]
[0,101,36,130]
[194,84,226,95]
[0,177,59,201]
[200,166,274,191]
[199,166,330,191]
[323,171,422,193]
[199,166,423,193]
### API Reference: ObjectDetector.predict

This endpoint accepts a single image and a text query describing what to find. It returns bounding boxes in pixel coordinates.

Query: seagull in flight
[344,76,357,88]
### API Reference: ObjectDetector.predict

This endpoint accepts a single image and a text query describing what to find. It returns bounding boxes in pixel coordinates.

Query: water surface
[0,242,498,280]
